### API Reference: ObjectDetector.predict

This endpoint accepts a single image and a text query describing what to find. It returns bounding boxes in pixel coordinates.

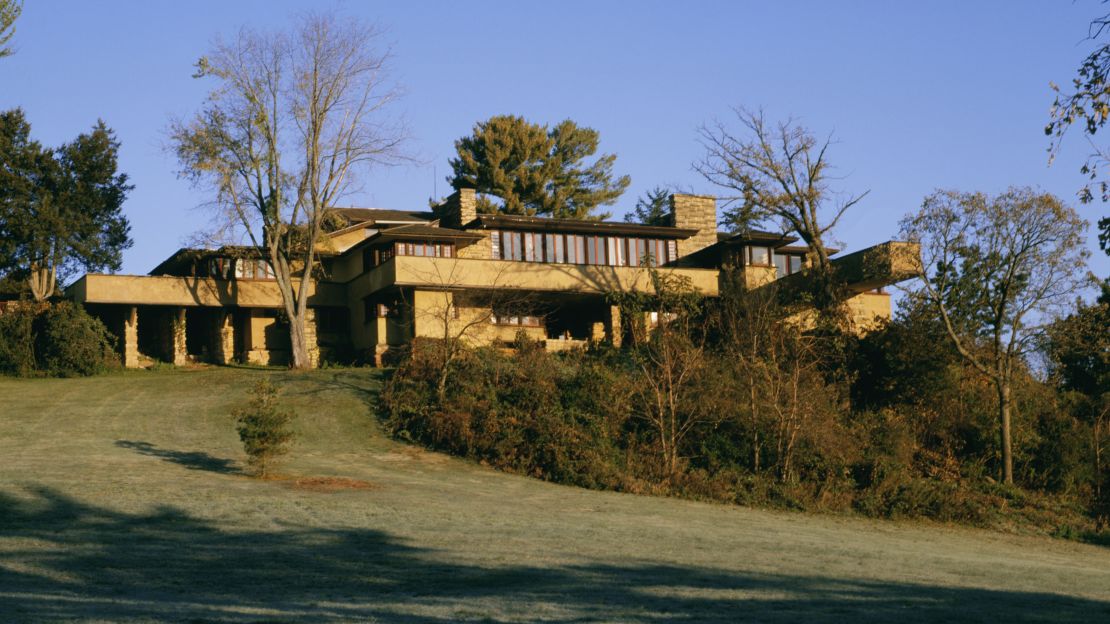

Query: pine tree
[449,115,630,219]
[624,186,672,226]
[233,379,296,478]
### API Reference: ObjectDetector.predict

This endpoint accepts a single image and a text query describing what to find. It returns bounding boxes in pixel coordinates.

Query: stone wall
[671,194,718,260]
[437,188,477,229]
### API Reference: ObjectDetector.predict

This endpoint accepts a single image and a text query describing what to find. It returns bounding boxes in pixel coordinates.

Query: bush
[0,301,116,377]
[0,303,37,376]
[34,302,117,377]
[381,340,631,490]
[233,378,296,477]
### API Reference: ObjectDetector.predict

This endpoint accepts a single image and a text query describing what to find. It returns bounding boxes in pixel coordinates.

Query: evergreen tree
[233,379,296,478]
[0,0,20,58]
[624,186,672,226]
[0,109,133,300]
[449,115,630,219]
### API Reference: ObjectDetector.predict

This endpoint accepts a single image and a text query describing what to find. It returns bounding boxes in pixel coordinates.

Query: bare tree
[696,107,868,274]
[171,13,407,368]
[622,267,715,477]
[901,188,1090,484]
[716,272,833,481]
[403,259,535,403]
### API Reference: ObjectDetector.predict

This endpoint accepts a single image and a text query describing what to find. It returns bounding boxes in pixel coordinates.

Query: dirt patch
[283,476,379,492]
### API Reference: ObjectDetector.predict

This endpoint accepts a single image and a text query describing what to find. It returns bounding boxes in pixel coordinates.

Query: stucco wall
[71,274,345,308]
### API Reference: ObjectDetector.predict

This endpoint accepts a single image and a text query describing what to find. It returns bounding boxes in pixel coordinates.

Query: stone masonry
[443,188,491,260]
[159,307,188,365]
[210,311,235,365]
[122,306,139,368]
[671,194,718,260]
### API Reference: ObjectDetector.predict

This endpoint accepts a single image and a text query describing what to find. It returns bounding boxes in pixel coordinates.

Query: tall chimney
[670,193,718,259]
[438,187,477,229]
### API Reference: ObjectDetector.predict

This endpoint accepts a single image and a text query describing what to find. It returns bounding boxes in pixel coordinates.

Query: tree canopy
[170,13,407,369]
[0,108,133,300]
[448,115,630,220]
[1047,11,1110,253]
[696,107,867,274]
[0,0,20,58]
[901,187,1090,484]
[623,185,671,226]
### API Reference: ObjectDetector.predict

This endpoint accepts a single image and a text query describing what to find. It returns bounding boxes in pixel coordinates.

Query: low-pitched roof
[329,207,435,224]
[469,213,697,239]
[715,230,799,246]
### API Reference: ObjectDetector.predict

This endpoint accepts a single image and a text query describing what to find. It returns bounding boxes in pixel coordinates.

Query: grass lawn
[0,367,1108,623]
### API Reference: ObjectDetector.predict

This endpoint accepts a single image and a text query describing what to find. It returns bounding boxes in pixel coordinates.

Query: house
[65,190,917,368]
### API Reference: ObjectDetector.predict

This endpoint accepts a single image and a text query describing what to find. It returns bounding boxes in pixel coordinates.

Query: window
[207,257,230,280]
[490,313,542,327]
[485,230,674,267]
[499,231,524,261]
[544,233,557,263]
[524,232,541,262]
[609,237,624,266]
[566,235,583,264]
[789,255,802,274]
[774,254,788,278]
[393,242,454,259]
[748,246,771,266]
[586,236,604,265]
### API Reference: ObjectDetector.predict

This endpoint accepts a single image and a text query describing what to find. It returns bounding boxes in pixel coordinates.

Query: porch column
[606,305,622,348]
[304,308,320,368]
[162,307,187,365]
[122,306,139,368]
[212,311,235,365]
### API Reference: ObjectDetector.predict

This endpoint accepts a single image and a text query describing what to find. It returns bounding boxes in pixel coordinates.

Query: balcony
[347,256,721,300]
[757,241,920,298]
[67,274,346,308]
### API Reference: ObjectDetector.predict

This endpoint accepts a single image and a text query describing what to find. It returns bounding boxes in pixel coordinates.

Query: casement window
[544,233,560,263]
[773,253,805,278]
[490,313,542,327]
[207,257,231,280]
[566,234,584,264]
[748,246,771,266]
[393,242,454,258]
[586,236,604,265]
[773,254,788,278]
[363,246,396,271]
[489,230,672,267]
[498,231,524,261]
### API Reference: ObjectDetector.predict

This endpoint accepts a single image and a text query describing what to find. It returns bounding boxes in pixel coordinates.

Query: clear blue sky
[3,0,1108,281]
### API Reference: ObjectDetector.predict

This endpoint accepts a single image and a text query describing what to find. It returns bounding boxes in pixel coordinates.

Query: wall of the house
[846,292,892,332]
[325,247,367,283]
[242,308,292,366]
[409,289,546,345]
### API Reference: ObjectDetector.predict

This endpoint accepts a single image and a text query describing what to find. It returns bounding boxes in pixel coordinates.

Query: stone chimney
[438,187,477,229]
[670,193,718,259]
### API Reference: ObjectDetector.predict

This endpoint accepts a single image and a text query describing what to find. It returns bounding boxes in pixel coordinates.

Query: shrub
[0,303,37,376]
[233,379,296,477]
[34,301,117,377]
[0,301,116,377]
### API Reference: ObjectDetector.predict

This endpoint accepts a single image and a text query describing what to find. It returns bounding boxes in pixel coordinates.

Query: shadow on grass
[114,440,242,475]
[0,486,1106,623]
[288,369,385,410]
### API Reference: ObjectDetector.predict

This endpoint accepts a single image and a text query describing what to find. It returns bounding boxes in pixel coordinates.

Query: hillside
[0,368,1107,623]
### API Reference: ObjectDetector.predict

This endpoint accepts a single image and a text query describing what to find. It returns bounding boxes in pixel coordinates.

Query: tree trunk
[288,311,311,370]
[998,382,1014,485]
[748,380,761,472]
[28,263,55,301]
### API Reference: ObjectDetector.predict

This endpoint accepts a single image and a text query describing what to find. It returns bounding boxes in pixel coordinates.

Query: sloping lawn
[0,367,1108,623]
